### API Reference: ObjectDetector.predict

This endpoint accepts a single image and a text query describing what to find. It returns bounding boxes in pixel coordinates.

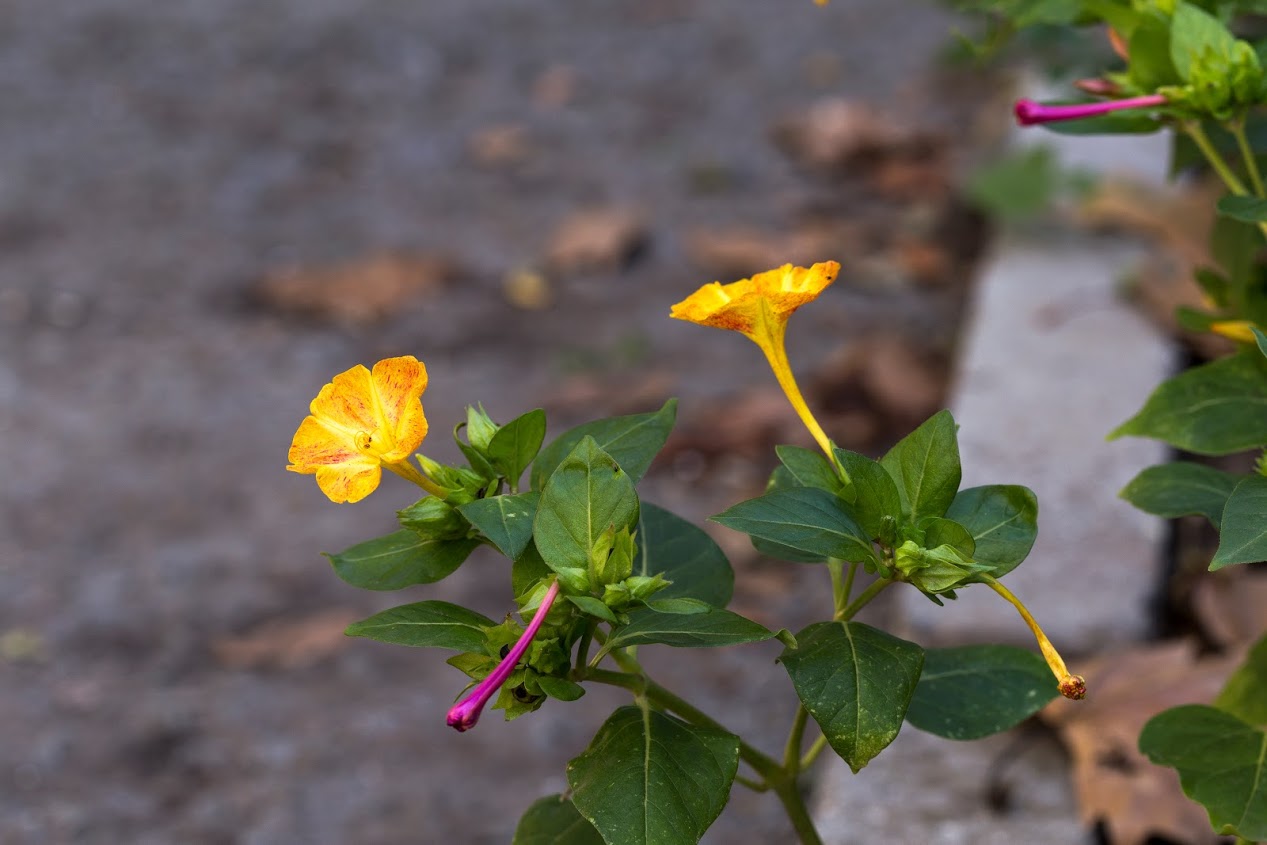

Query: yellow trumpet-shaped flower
[287,355,440,503]
[671,262,840,458]
[1209,319,1260,343]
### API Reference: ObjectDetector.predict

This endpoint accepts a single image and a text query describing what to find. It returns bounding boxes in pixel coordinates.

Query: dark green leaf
[534,437,640,592]
[1211,213,1265,286]
[712,487,877,565]
[644,597,711,615]
[537,676,587,702]
[512,542,553,598]
[1109,351,1267,454]
[881,410,962,525]
[1131,13,1181,89]
[458,492,540,560]
[1216,632,1267,726]
[567,595,620,624]
[326,531,479,591]
[344,601,494,651]
[1211,474,1267,569]
[531,399,677,489]
[489,409,547,484]
[567,707,739,845]
[833,448,903,540]
[776,444,845,495]
[601,608,773,653]
[1038,112,1163,135]
[920,517,976,557]
[1170,2,1238,82]
[780,621,924,772]
[1119,462,1240,528]
[1139,704,1267,839]
[944,485,1038,578]
[637,503,734,607]
[905,645,1058,740]
[513,795,605,845]
[1254,326,1267,358]
[751,534,826,564]
[1218,195,1267,223]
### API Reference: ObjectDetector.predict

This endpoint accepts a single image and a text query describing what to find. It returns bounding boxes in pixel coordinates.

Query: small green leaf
[637,503,734,607]
[601,608,773,653]
[905,645,1058,740]
[1211,474,1267,569]
[513,795,605,845]
[534,437,640,592]
[567,595,620,624]
[920,517,976,557]
[1216,632,1267,727]
[833,448,903,540]
[644,597,711,615]
[1140,704,1267,840]
[1119,462,1240,529]
[567,707,739,845]
[537,676,587,702]
[511,542,553,598]
[1170,2,1239,83]
[776,444,845,494]
[325,531,479,591]
[944,485,1038,579]
[1254,326,1267,358]
[458,492,540,559]
[489,409,547,484]
[531,399,677,489]
[1110,351,1267,455]
[780,621,924,772]
[344,601,494,651]
[1218,195,1267,224]
[712,487,877,565]
[881,410,962,526]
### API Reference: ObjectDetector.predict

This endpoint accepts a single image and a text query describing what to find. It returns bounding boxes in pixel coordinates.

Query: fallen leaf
[213,609,359,670]
[684,222,859,280]
[543,207,648,275]
[855,334,947,423]
[503,267,552,310]
[1192,566,1267,649]
[468,123,532,168]
[1042,640,1246,845]
[532,64,577,110]
[254,253,460,324]
[771,99,908,170]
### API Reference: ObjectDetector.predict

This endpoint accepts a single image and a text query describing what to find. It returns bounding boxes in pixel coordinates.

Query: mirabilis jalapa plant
[288,260,1086,844]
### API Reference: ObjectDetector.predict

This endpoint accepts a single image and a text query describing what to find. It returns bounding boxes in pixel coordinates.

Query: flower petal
[309,364,378,434]
[314,461,382,504]
[287,415,360,472]
[752,261,839,319]
[669,278,763,333]
[369,356,429,461]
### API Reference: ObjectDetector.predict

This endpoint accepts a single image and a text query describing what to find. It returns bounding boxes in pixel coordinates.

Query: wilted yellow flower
[1210,319,1260,343]
[287,355,437,503]
[671,262,840,458]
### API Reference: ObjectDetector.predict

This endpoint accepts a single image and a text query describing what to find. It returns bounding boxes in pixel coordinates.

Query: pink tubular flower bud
[1013,94,1167,126]
[446,580,562,732]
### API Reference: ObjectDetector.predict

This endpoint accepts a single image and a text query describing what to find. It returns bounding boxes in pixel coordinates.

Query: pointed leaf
[880,410,962,524]
[1254,326,1267,359]
[1218,195,1267,224]
[1119,462,1240,529]
[489,409,547,484]
[1216,632,1267,727]
[513,795,605,845]
[325,531,479,591]
[776,444,845,495]
[601,608,773,653]
[1211,474,1267,569]
[945,485,1038,578]
[712,487,877,565]
[344,601,494,651]
[531,399,677,489]
[458,492,540,559]
[905,645,1057,740]
[833,448,902,540]
[1140,704,1267,840]
[780,621,924,772]
[637,503,733,607]
[567,706,739,845]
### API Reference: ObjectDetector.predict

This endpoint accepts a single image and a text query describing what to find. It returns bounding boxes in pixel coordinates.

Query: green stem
[784,704,810,776]
[576,619,598,673]
[1230,119,1266,198]
[837,578,893,621]
[800,734,829,770]
[842,561,858,607]
[736,773,771,793]
[1186,120,1250,196]
[826,559,845,617]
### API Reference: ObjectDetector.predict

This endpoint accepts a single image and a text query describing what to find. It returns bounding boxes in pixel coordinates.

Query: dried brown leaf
[255,253,459,324]
[213,609,359,670]
[543,207,648,275]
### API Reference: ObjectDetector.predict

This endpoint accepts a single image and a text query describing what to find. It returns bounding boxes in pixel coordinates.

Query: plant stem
[842,560,858,606]
[576,619,598,673]
[759,325,836,465]
[1230,119,1266,198]
[800,734,829,770]
[784,704,810,776]
[1186,120,1250,196]
[837,577,893,621]
[826,559,845,617]
[736,773,770,792]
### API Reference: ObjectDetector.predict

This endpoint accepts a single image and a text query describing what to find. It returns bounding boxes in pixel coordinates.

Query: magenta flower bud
[446,579,562,732]
[1013,94,1167,126]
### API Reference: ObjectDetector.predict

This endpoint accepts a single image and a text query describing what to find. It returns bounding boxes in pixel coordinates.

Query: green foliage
[489,408,548,485]
[345,601,495,651]
[965,146,1064,220]
[1119,462,1240,528]
[944,485,1039,579]
[1215,632,1267,726]
[881,410,963,527]
[1211,473,1267,568]
[513,795,605,845]
[780,621,925,773]
[905,645,1058,740]
[326,531,479,591]
[712,487,878,566]
[1217,194,1267,223]
[776,444,847,496]
[636,503,734,607]
[833,447,903,540]
[458,491,540,559]
[531,399,677,489]
[598,608,774,655]
[567,707,740,845]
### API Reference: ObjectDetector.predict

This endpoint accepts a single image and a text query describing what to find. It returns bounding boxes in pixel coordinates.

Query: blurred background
[0,1,1153,843]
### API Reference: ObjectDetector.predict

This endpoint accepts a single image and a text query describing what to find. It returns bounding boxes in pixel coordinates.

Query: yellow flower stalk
[670,261,840,459]
[1209,319,1259,343]
[287,355,444,503]
[984,576,1086,700]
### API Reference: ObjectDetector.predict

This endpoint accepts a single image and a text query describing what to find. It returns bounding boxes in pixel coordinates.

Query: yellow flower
[670,262,840,458]
[287,355,438,503]
[1210,319,1259,343]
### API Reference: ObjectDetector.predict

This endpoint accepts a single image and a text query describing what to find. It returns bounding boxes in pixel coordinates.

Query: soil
[0,2,995,843]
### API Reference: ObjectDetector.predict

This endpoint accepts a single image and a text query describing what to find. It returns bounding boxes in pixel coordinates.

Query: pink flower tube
[1014,94,1167,126]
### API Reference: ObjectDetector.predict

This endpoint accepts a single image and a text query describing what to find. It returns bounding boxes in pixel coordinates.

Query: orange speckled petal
[369,356,429,462]
[309,364,378,434]
[669,278,764,333]
[287,415,360,471]
[754,261,839,319]
[314,461,382,504]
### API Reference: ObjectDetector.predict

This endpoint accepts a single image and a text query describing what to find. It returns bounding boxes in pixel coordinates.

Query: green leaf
[1139,704,1267,839]
[512,541,553,598]
[325,531,479,591]
[920,517,976,557]
[776,444,845,494]
[1171,1,1239,83]
[1119,462,1240,528]
[1037,112,1163,135]
[712,487,877,565]
[905,645,1058,740]
[644,597,711,615]
[636,503,734,607]
[749,467,828,562]
[601,608,773,654]
[1254,326,1267,358]
[1109,351,1267,455]
[1218,194,1267,223]
[833,448,903,540]
[567,706,739,845]
[531,399,677,489]
[966,146,1061,220]
[881,410,962,526]
[513,795,605,845]
[489,409,547,484]
[537,676,587,702]
[344,601,494,651]
[458,492,540,560]
[944,485,1039,578]
[1211,474,1267,569]
[567,595,620,624]
[1216,632,1267,726]
[780,621,924,773]
[534,437,640,593]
